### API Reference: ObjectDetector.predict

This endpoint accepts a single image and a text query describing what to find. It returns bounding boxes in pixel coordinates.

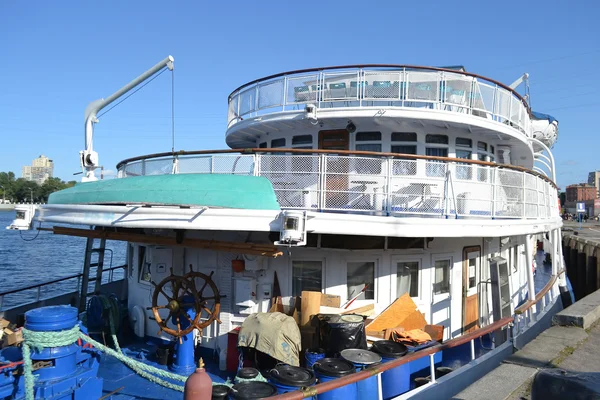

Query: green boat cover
[48,174,281,210]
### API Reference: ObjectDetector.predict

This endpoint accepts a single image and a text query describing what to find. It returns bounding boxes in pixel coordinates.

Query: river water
[0,210,126,310]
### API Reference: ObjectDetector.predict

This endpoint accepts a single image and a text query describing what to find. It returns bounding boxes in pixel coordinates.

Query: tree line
[0,171,76,203]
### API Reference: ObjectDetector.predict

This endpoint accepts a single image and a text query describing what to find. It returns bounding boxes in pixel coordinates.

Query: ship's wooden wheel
[150,274,203,338]
[183,265,222,329]
[149,266,222,339]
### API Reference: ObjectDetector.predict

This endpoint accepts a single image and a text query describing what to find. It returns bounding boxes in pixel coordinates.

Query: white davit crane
[80,56,174,182]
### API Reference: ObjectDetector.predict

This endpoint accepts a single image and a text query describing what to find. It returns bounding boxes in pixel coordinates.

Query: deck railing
[117,149,559,221]
[0,264,126,311]
[226,65,531,136]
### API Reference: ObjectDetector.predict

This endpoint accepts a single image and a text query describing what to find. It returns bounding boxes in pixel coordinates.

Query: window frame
[354,131,382,153]
[392,256,422,301]
[346,259,377,304]
[271,138,286,148]
[291,259,325,297]
[431,254,453,303]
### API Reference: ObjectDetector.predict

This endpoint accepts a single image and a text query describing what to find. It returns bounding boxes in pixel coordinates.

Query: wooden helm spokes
[150,275,202,338]
[183,268,222,329]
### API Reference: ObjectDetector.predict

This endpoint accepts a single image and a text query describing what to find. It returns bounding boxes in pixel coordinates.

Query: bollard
[587,256,598,296]
[577,252,587,301]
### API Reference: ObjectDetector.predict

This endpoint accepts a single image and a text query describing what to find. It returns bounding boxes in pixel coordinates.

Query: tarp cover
[237,312,301,366]
[531,111,558,124]
[531,369,600,399]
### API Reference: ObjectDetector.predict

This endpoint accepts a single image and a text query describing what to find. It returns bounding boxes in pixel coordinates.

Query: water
[0,210,126,310]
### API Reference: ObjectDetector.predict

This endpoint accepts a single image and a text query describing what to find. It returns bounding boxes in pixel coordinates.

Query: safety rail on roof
[116,149,559,221]
[226,65,532,136]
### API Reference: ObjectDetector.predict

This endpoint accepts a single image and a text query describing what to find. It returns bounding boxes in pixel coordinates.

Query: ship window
[292,261,322,297]
[138,246,151,283]
[292,135,313,146]
[355,143,382,152]
[347,261,375,300]
[397,261,419,298]
[391,132,417,142]
[356,131,381,141]
[456,137,472,148]
[456,150,473,180]
[391,145,417,155]
[426,134,448,145]
[477,141,487,152]
[490,145,495,154]
[433,259,451,295]
[271,138,286,148]
[425,148,448,177]
[468,257,477,289]
[259,142,267,148]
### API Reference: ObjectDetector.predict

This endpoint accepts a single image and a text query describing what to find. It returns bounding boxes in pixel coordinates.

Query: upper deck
[226,65,531,147]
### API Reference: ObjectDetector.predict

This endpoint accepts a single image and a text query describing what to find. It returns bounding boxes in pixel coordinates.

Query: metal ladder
[78,236,107,312]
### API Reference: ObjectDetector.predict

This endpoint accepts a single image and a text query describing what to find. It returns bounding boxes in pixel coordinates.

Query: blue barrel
[305,348,326,370]
[269,365,316,397]
[340,349,381,399]
[24,305,80,381]
[371,340,409,399]
[229,381,278,399]
[313,358,357,400]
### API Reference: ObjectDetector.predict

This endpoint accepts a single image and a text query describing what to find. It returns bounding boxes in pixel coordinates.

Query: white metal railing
[227,66,531,136]
[118,153,558,220]
[0,265,126,311]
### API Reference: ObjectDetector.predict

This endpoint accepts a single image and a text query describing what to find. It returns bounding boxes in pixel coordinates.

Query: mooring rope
[21,325,188,399]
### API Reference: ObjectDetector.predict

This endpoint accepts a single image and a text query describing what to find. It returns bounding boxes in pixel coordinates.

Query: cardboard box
[4,328,23,346]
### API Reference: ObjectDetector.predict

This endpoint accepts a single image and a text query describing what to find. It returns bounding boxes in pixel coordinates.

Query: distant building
[22,155,54,184]
[588,171,600,197]
[565,183,598,216]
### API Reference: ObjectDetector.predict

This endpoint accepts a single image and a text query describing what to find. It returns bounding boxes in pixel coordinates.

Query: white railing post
[253,154,260,177]
[429,354,436,383]
[282,76,288,112]
[385,158,392,216]
[319,154,327,211]
[470,339,476,360]
[377,373,383,400]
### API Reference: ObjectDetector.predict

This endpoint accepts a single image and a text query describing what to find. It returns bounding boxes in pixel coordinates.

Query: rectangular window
[138,246,151,283]
[433,259,450,295]
[259,142,267,148]
[292,135,313,146]
[356,131,381,141]
[347,261,375,300]
[468,258,476,289]
[397,261,419,298]
[356,143,382,152]
[426,148,448,177]
[490,145,495,155]
[391,132,417,142]
[292,261,322,297]
[456,137,472,148]
[426,134,448,144]
[271,138,286,148]
[477,141,487,152]
[391,145,417,154]
[456,150,472,180]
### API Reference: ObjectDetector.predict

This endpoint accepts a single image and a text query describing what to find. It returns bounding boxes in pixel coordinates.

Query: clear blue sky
[1,0,598,189]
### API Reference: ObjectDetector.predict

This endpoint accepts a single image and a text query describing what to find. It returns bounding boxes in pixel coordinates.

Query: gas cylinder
[184,358,213,400]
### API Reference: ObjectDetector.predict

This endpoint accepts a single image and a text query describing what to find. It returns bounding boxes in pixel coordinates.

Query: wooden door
[319,130,349,208]
[462,246,480,333]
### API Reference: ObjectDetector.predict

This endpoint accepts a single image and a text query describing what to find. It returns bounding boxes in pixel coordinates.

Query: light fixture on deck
[304,104,318,124]
[346,120,356,133]
[274,210,307,247]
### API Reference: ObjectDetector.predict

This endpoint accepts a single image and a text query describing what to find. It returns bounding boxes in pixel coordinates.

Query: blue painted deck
[98,340,231,399]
